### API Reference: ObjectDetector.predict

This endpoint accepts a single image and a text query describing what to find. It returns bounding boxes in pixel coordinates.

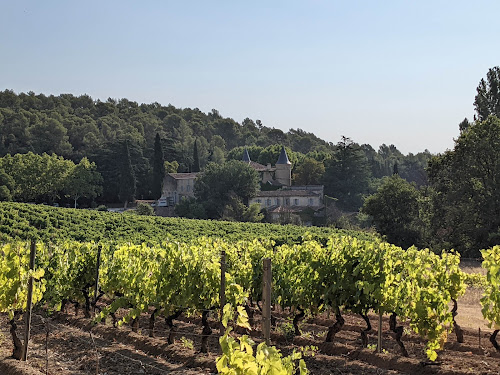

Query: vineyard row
[2,236,500,362]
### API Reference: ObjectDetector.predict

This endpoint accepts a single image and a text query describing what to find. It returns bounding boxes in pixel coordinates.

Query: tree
[194,160,260,219]
[118,141,136,208]
[257,145,298,167]
[135,202,155,216]
[174,197,207,219]
[192,138,200,172]
[152,133,165,199]
[28,117,73,157]
[293,157,325,185]
[458,118,471,133]
[222,193,263,222]
[362,175,422,249]
[474,66,500,121]
[0,168,14,201]
[0,152,73,202]
[64,157,103,208]
[428,116,500,255]
[164,160,179,173]
[322,137,371,212]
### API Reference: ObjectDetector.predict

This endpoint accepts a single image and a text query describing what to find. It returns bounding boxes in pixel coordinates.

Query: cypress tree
[192,138,200,173]
[393,162,399,175]
[152,133,165,199]
[119,140,136,208]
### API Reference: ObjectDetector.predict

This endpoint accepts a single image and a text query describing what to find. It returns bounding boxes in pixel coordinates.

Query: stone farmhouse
[160,146,324,224]
[161,172,198,207]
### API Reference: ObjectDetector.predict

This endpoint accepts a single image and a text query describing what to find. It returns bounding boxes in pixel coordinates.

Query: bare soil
[2,292,500,375]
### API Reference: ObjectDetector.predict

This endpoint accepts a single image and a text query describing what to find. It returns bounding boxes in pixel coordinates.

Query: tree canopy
[0,152,102,206]
[427,115,500,255]
[194,160,260,219]
[363,175,422,249]
[323,137,371,212]
[474,66,500,121]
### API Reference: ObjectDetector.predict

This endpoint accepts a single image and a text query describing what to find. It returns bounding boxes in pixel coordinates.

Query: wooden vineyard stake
[22,240,36,361]
[220,250,226,335]
[378,310,382,353]
[377,256,383,354]
[262,258,272,345]
[93,245,102,315]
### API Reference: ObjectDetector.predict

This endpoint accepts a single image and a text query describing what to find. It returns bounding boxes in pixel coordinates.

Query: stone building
[158,146,324,224]
[161,172,198,206]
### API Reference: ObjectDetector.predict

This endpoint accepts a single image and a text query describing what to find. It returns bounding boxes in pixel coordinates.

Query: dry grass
[454,259,491,331]
[459,259,486,275]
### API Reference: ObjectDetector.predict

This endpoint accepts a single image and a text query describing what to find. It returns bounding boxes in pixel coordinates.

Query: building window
[187,185,191,192]
[276,198,280,206]
[181,185,184,192]
[294,198,299,205]
[266,199,271,206]
[308,198,313,205]
[257,199,261,203]
[285,198,290,206]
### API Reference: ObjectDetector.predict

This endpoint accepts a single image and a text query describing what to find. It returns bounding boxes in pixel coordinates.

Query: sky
[1,1,500,155]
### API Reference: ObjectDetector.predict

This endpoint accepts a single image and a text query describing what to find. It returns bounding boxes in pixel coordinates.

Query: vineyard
[1,203,500,374]
[0,202,376,245]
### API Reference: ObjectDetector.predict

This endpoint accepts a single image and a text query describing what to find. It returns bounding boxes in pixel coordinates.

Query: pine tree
[192,138,200,172]
[119,140,136,208]
[152,133,165,199]
[474,67,500,121]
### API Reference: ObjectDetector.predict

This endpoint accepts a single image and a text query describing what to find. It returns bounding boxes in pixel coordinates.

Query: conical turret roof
[276,146,291,165]
[242,147,251,162]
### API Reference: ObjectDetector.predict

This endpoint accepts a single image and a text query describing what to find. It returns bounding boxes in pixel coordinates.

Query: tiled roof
[248,161,270,171]
[168,173,199,180]
[276,146,291,165]
[242,148,251,162]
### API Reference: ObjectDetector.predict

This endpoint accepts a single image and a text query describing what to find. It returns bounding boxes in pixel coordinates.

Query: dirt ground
[2,262,499,375]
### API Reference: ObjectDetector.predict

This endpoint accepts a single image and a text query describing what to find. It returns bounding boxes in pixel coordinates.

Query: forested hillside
[0,89,430,206]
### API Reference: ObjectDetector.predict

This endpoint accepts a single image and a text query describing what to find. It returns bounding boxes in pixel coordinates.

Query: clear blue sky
[2,1,499,154]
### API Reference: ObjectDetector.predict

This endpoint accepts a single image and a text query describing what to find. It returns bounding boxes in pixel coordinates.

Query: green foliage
[362,175,422,249]
[0,168,14,201]
[0,221,468,363]
[223,195,263,223]
[135,202,155,216]
[0,242,46,319]
[118,141,136,208]
[0,201,376,245]
[192,139,200,172]
[323,137,371,212]
[474,67,500,121]
[64,157,103,208]
[194,160,260,219]
[480,246,500,329]
[180,337,194,350]
[0,89,435,207]
[463,272,487,288]
[174,197,207,219]
[428,116,500,256]
[217,304,308,375]
[293,157,325,185]
[152,133,165,199]
[0,152,75,203]
[164,160,179,173]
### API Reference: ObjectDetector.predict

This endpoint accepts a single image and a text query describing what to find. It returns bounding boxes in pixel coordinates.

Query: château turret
[275,146,292,186]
